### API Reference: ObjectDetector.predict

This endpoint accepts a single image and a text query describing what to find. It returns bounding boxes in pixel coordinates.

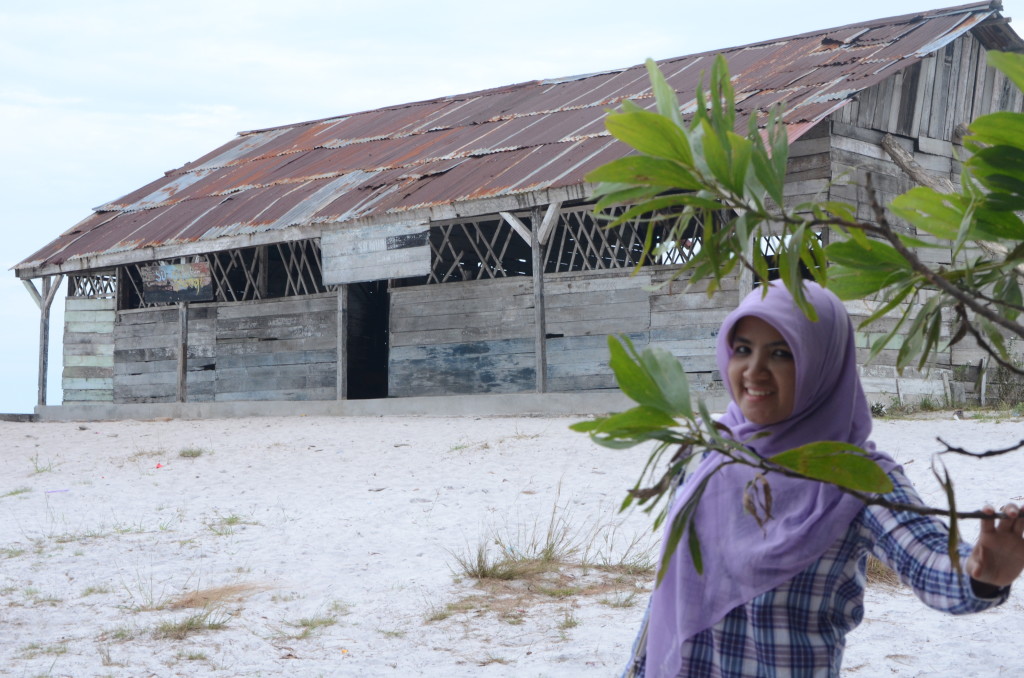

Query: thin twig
[699,437,1019,522]
[937,437,1024,458]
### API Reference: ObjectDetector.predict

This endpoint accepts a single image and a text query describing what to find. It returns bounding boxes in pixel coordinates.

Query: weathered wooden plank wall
[823,31,1024,404]
[389,278,535,396]
[214,295,337,401]
[63,298,115,402]
[388,269,738,398]
[112,294,337,403]
[545,272,653,391]
[114,305,215,402]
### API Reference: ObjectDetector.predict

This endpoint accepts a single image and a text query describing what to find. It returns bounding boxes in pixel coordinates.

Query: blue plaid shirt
[623,470,1010,678]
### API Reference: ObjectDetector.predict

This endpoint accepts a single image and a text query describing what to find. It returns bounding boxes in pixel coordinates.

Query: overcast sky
[3,0,1022,413]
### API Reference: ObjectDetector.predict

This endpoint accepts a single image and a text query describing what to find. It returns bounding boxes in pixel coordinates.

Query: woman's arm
[861,470,1012,613]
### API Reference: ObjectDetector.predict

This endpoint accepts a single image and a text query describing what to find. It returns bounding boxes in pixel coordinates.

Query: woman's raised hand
[968,503,1024,589]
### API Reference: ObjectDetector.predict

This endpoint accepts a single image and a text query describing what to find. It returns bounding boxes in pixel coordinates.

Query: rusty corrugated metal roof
[16,2,1023,277]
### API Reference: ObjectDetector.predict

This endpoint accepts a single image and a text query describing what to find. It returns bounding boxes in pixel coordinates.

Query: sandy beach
[1,414,1021,677]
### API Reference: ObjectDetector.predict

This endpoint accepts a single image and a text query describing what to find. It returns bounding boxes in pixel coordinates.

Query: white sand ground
[0,414,1021,677]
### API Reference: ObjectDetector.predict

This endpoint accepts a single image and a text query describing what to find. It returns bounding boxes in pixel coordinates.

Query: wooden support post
[980,356,990,407]
[39,277,52,408]
[177,302,189,403]
[257,246,269,298]
[337,285,349,400]
[531,206,547,393]
[24,275,64,407]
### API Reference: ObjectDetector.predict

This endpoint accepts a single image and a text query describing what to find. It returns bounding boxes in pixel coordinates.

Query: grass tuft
[152,610,229,640]
[289,614,337,639]
[866,555,903,588]
[30,453,55,474]
[557,607,580,630]
[169,582,265,609]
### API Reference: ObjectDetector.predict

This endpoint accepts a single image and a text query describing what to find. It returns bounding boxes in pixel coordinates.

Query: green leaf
[589,405,679,436]
[607,336,692,417]
[973,208,1024,241]
[639,348,693,419]
[659,506,690,582]
[825,239,909,271]
[585,155,701,190]
[861,285,916,327]
[751,140,785,206]
[988,51,1024,102]
[770,442,894,493]
[644,58,685,128]
[979,317,1011,360]
[568,419,600,432]
[816,201,858,224]
[591,184,663,212]
[696,119,731,188]
[826,266,903,299]
[966,111,1024,149]
[888,187,965,240]
[604,110,694,166]
[994,275,1023,322]
[895,295,942,371]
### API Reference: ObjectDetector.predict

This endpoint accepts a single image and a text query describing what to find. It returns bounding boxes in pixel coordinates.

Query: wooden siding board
[214,295,337,319]
[391,307,535,334]
[392,293,533,317]
[390,338,534,362]
[65,309,116,324]
[114,358,216,376]
[215,387,337,402]
[928,48,949,138]
[63,389,115,402]
[918,54,938,138]
[326,258,429,284]
[216,349,336,369]
[64,354,115,368]
[63,366,115,380]
[215,336,337,354]
[323,222,430,285]
[548,374,618,391]
[389,278,532,304]
[63,377,113,390]
[66,297,116,312]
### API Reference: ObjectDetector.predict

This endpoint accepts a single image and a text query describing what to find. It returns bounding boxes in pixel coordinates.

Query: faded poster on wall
[140,263,214,304]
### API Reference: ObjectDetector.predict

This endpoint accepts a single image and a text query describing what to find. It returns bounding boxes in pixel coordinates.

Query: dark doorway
[346,281,389,399]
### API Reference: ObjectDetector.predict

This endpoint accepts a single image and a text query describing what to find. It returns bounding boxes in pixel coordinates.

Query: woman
[625,280,1024,678]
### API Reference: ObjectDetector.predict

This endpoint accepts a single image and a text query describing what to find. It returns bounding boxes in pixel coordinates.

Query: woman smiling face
[727,315,797,426]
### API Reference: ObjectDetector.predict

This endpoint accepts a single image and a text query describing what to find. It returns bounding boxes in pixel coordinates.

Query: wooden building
[15,2,1024,411]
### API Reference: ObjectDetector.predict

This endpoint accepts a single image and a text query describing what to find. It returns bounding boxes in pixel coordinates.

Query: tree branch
[958,312,1024,375]
[862,176,1024,342]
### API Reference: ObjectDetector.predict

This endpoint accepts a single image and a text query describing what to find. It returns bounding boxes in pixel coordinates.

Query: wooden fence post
[177,301,189,403]
[531,207,547,393]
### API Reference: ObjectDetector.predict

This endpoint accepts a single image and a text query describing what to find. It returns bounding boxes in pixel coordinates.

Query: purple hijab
[644,281,898,678]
